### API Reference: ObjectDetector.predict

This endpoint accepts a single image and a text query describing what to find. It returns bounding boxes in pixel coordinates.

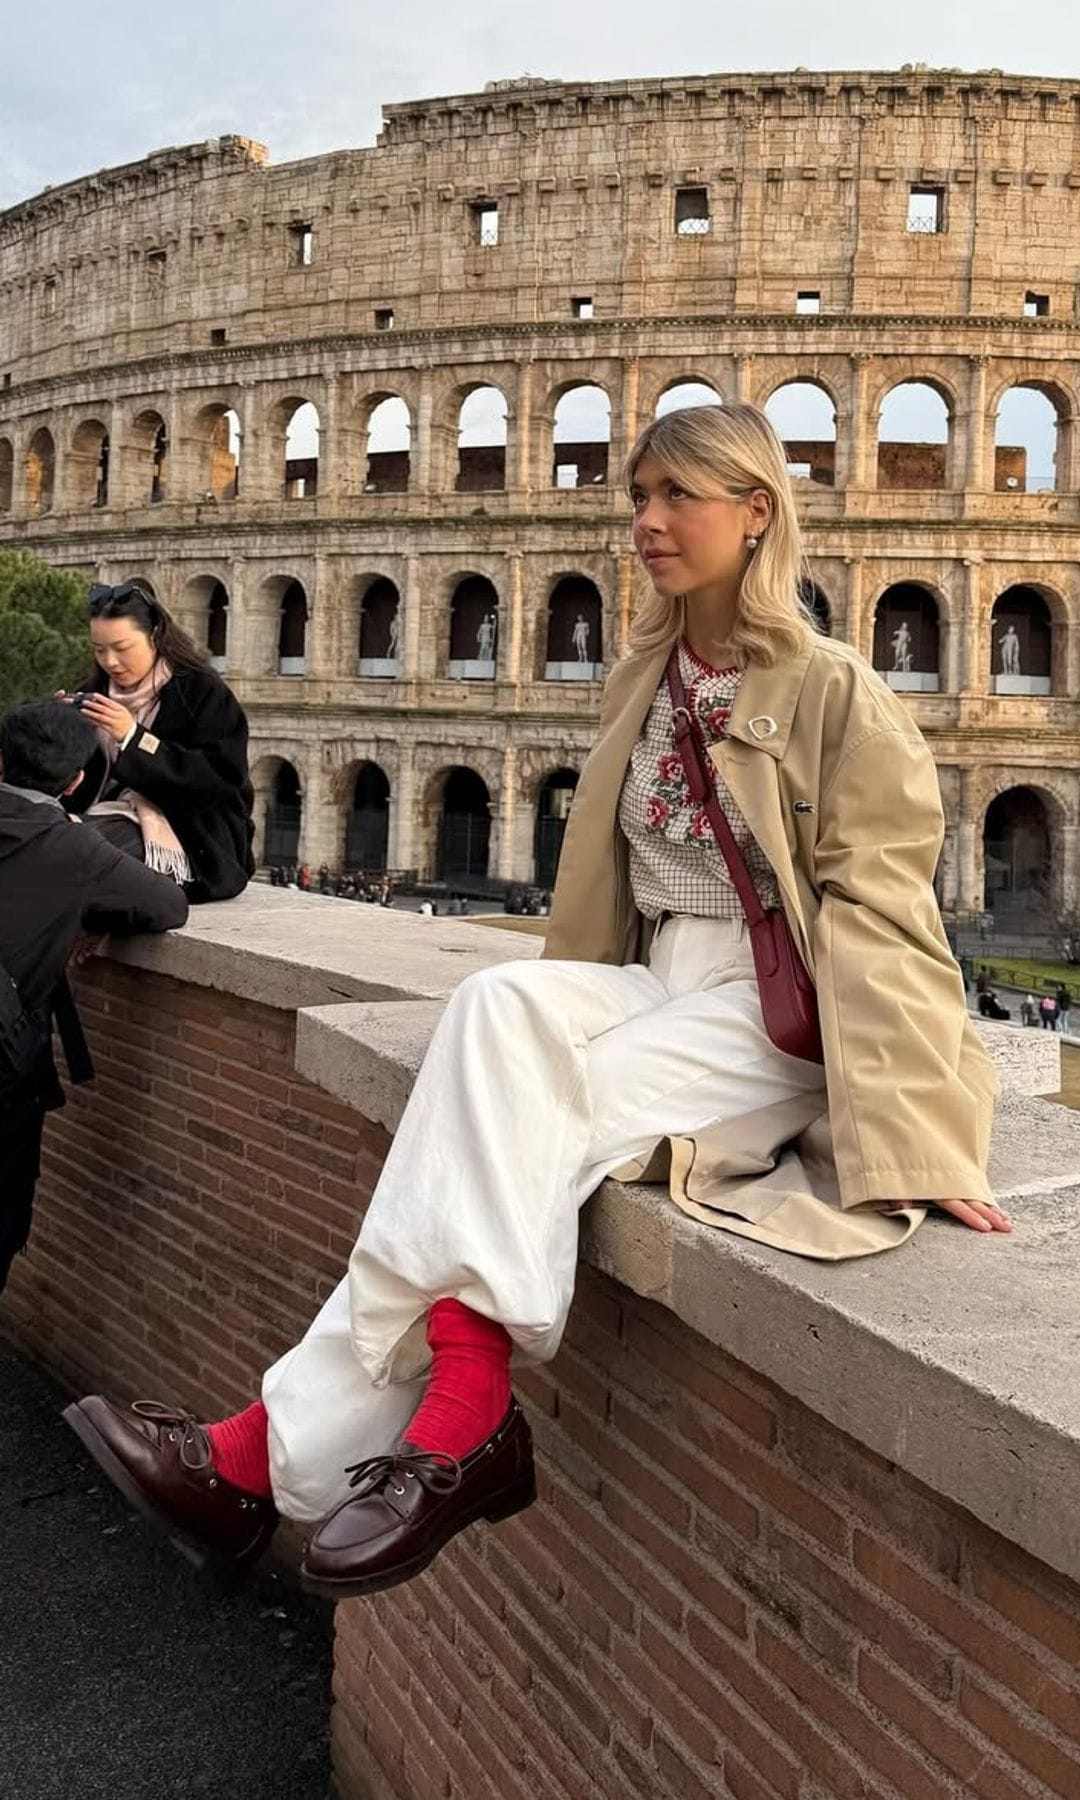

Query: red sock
[206,1400,273,1498]
[403,1299,512,1461]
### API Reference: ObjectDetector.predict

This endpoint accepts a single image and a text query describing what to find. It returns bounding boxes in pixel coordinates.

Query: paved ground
[0,1345,333,1800]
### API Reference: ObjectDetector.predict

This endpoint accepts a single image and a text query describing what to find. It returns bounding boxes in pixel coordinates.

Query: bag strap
[53,976,94,1085]
[664,645,767,930]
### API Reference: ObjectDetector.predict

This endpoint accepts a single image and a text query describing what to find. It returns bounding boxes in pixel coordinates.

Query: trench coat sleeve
[812,725,996,1209]
[111,680,247,808]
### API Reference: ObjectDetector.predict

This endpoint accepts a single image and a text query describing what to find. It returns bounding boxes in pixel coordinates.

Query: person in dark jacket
[63,582,255,902]
[0,700,189,1292]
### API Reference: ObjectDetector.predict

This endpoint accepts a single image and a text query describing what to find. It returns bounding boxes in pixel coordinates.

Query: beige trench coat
[543,635,1000,1260]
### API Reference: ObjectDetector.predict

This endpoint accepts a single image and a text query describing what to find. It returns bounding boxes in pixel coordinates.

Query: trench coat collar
[723,638,817,761]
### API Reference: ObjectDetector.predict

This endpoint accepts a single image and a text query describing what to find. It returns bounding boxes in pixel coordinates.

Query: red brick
[654,1730,724,1799]
[601,1483,748,1637]
[624,1312,777,1446]
[558,1393,692,1534]
[546,1468,686,1628]
[854,1530,1080,1737]
[638,1617,800,1800]
[757,1625,953,1800]
[608,1631,720,1768]
[581,1645,654,1749]
[772,1529,954,1699]
[970,1550,1080,1670]
[858,1652,1036,1800]
[959,1675,1080,1798]
[611,1395,762,1544]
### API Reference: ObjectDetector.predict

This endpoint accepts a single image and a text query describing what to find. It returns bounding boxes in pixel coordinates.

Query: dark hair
[87,581,209,674]
[0,699,98,796]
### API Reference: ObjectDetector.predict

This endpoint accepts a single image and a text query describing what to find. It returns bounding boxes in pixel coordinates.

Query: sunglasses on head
[88,581,155,616]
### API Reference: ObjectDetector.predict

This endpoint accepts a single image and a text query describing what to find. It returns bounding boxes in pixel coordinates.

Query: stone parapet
[4,887,1078,1799]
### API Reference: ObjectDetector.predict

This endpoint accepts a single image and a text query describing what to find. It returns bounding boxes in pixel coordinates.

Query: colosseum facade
[1,66,1078,919]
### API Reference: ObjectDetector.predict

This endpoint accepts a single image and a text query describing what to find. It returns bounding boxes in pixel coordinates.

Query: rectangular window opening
[1024,291,1050,317]
[43,279,57,314]
[796,291,821,314]
[374,307,395,330]
[473,202,499,247]
[2,373,10,389]
[906,186,945,234]
[572,296,594,319]
[675,186,710,235]
[147,250,167,280]
[210,327,227,346]
[290,224,314,266]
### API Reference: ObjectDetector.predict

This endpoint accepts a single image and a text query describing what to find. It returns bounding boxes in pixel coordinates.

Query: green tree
[0,549,91,713]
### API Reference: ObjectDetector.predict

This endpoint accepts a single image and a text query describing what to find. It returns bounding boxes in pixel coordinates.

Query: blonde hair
[624,402,817,667]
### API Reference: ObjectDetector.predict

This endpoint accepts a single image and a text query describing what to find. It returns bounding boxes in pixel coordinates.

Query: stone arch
[990,584,1059,696]
[357,575,402,675]
[363,394,412,494]
[551,381,611,488]
[0,438,12,513]
[992,380,1070,495]
[425,765,491,885]
[543,575,604,679]
[982,785,1060,921]
[654,378,724,419]
[534,767,580,888]
[129,408,168,505]
[26,426,56,516]
[875,379,954,491]
[447,573,499,677]
[456,384,508,492]
[69,417,110,510]
[764,380,838,487]
[188,400,241,501]
[872,581,941,691]
[260,395,319,499]
[181,574,231,668]
[258,574,309,676]
[343,761,391,873]
[252,754,303,866]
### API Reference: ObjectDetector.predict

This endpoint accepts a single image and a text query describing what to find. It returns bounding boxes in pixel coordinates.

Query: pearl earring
[746,536,760,551]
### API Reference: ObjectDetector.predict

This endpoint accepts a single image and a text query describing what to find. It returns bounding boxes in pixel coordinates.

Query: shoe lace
[130,1401,211,1473]
[344,1448,462,1502]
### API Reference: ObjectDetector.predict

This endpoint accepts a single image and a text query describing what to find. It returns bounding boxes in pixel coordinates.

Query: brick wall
[7,960,1080,1800]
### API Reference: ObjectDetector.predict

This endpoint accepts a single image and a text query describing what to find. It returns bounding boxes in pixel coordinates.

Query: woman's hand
[888,1197,1013,1233]
[76,693,135,744]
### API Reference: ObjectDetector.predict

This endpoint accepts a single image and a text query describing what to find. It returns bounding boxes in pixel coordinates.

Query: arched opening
[365,396,411,494]
[448,575,499,678]
[799,579,832,636]
[358,576,401,676]
[344,763,391,873]
[0,439,12,513]
[877,382,951,490]
[284,401,319,498]
[456,386,508,492]
[994,386,1061,494]
[206,582,229,668]
[983,788,1051,921]
[130,409,168,504]
[655,380,722,418]
[436,768,491,883]
[872,584,941,692]
[192,403,241,500]
[277,580,309,675]
[544,576,604,679]
[26,428,56,515]
[534,769,579,888]
[991,586,1053,695]
[552,385,610,488]
[765,382,837,486]
[263,761,303,865]
[69,419,110,510]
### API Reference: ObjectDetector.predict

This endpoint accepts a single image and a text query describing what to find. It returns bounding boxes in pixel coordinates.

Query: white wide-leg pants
[262,916,826,1521]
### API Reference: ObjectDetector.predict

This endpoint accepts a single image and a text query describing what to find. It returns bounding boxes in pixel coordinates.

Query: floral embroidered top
[617,639,782,922]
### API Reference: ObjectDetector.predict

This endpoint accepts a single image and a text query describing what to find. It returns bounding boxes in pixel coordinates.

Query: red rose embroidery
[657,752,684,782]
[691,808,712,840]
[646,796,672,830]
[705,708,731,736]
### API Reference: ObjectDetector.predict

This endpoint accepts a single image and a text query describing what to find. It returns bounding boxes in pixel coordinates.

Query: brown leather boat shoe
[63,1396,278,1570]
[301,1399,535,1600]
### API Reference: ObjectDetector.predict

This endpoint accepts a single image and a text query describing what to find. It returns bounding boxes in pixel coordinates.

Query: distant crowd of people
[968,960,1073,1032]
[268,864,395,905]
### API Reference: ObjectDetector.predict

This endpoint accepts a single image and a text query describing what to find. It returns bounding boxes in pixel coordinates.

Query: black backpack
[0,963,92,1107]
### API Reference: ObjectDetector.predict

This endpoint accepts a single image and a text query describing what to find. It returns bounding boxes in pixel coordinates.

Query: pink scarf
[89,658,192,883]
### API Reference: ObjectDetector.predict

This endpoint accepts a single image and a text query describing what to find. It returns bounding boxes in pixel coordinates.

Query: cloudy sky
[3,0,1080,210]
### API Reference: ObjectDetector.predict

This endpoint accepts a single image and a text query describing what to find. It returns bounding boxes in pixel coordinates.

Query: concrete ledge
[105,885,540,1011]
